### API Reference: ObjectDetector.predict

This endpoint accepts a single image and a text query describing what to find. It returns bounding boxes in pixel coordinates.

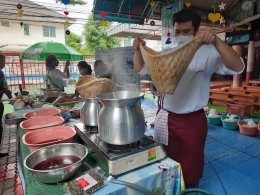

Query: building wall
[0,19,65,47]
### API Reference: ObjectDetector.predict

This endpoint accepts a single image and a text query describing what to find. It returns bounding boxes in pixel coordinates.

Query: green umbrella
[20,41,83,61]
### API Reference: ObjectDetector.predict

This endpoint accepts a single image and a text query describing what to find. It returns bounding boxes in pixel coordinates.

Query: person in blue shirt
[0,54,12,158]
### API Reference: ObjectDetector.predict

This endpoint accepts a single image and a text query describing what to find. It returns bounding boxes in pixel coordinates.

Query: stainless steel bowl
[24,143,88,183]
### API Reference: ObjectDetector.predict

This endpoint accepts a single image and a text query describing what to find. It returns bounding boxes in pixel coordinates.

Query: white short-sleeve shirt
[139,44,245,114]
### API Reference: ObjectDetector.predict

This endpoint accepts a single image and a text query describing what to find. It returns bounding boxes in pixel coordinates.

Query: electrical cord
[110,178,155,195]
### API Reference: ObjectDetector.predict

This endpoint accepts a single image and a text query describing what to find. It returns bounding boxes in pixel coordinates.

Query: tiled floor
[0,125,23,195]
[202,124,260,195]
[141,99,260,195]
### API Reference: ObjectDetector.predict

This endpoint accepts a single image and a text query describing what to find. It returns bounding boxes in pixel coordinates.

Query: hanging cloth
[154,95,169,145]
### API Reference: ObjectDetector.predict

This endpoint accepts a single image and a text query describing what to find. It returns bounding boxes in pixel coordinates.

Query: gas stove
[74,123,166,176]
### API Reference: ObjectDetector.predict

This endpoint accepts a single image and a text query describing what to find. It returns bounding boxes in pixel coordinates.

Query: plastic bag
[65,168,106,195]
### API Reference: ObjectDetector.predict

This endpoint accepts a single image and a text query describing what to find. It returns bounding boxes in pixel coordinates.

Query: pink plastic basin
[238,121,258,137]
[22,125,76,152]
[20,116,64,133]
[24,108,61,119]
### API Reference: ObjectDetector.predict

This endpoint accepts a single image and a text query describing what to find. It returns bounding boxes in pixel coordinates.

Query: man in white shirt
[133,8,244,188]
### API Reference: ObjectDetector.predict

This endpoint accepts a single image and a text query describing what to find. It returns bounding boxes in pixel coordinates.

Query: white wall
[0,19,65,48]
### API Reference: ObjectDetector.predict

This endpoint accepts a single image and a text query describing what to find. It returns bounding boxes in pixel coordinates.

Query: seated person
[77,61,92,76]
[64,60,70,78]
[45,54,70,91]
[93,60,112,79]
[75,61,93,97]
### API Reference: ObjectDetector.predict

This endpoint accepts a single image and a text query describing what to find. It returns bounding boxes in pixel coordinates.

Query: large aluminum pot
[80,98,101,126]
[97,91,145,145]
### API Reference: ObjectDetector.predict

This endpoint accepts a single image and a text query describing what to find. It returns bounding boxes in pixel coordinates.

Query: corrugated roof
[0,0,66,21]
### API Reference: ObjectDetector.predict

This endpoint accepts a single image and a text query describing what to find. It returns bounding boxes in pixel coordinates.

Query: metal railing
[2,53,95,91]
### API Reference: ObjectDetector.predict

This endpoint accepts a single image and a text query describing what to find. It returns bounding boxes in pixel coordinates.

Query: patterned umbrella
[20,41,83,61]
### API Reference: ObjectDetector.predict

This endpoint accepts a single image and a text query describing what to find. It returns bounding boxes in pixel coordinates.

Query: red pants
[164,109,207,185]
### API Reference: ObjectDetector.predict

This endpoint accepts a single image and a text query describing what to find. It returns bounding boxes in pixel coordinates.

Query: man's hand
[197,31,217,45]
[198,30,244,73]
[133,37,146,50]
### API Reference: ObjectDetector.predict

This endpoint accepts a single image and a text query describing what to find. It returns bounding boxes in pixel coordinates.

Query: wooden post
[246,41,255,85]
[232,45,244,88]
[19,58,26,89]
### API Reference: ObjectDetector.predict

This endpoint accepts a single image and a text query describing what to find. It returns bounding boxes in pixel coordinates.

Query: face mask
[172,35,194,47]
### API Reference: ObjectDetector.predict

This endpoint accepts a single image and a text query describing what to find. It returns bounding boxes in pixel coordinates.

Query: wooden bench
[209,90,230,106]
[210,83,231,90]
[210,86,260,112]
[243,86,260,93]
[228,94,256,104]
[248,80,260,86]
[227,87,245,94]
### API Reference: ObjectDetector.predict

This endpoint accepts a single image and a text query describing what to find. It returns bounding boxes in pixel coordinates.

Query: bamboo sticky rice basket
[76,75,116,99]
[76,75,96,87]
[139,38,201,94]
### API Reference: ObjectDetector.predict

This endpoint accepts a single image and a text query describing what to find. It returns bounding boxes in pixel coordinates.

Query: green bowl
[221,119,239,130]
[207,116,222,125]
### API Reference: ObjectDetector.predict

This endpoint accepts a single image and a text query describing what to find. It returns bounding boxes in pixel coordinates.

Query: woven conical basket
[140,37,201,94]
[76,75,96,87]
[76,76,116,99]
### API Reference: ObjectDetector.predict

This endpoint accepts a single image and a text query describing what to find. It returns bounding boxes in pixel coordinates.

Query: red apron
[163,109,208,185]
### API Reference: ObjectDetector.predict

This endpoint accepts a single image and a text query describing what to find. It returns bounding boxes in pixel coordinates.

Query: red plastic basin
[22,125,76,152]
[24,108,61,119]
[20,116,64,133]
[238,121,258,137]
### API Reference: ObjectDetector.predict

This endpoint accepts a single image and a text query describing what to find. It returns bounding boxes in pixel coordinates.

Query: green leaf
[65,32,82,53]
[70,0,85,5]
[83,16,120,54]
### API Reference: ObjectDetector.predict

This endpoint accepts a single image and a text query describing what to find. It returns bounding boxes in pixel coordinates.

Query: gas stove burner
[106,141,141,154]
[75,123,166,175]
[84,125,98,134]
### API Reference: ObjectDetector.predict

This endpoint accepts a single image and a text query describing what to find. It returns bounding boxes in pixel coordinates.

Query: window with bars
[43,26,56,37]
[24,24,29,35]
